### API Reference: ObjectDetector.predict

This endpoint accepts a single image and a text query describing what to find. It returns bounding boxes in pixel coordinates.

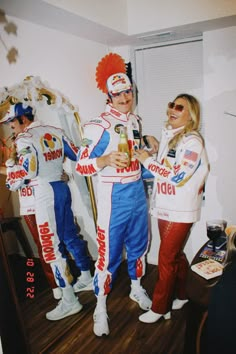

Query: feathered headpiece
[96,53,128,94]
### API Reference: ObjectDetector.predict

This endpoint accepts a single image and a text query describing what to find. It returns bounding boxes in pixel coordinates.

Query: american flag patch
[183,149,198,162]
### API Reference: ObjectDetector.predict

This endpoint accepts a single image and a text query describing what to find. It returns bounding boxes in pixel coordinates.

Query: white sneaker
[172,298,189,310]
[139,309,171,323]
[73,277,93,293]
[52,287,62,300]
[46,299,83,321]
[129,286,152,310]
[93,309,109,336]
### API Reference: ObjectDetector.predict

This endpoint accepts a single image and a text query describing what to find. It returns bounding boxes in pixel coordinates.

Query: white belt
[99,172,141,184]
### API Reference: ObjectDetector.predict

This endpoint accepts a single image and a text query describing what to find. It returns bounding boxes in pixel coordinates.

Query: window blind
[134,39,203,140]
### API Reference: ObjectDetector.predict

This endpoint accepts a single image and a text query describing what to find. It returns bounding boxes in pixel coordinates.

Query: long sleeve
[6,136,38,191]
[143,133,206,188]
[75,123,107,176]
[62,135,79,161]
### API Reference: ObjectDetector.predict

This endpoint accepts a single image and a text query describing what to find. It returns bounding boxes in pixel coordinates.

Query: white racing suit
[75,104,149,296]
[6,121,90,288]
[143,126,209,222]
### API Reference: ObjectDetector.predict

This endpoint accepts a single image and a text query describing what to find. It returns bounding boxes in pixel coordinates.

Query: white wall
[183,26,236,263]
[203,26,236,223]
[0,15,110,259]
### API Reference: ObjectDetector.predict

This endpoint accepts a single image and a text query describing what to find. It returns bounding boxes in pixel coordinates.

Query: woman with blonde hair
[135,93,209,323]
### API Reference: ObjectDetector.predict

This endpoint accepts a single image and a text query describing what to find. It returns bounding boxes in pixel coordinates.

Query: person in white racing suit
[134,94,209,324]
[76,54,159,337]
[1,102,92,321]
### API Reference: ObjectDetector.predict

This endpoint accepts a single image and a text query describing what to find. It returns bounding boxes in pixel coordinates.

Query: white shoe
[46,299,83,321]
[139,309,171,323]
[172,299,189,310]
[93,309,109,336]
[129,286,152,310]
[73,277,93,293]
[52,287,62,300]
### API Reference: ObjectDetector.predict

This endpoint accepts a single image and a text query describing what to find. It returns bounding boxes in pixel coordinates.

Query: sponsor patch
[171,171,186,184]
[183,149,198,162]
[167,149,176,158]
[90,118,103,124]
[114,124,124,134]
[183,161,194,169]
[19,146,32,156]
[55,266,66,288]
[40,133,62,151]
[81,138,93,147]
[173,164,181,174]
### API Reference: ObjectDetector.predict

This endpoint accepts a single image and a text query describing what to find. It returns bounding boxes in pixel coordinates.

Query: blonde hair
[166,93,201,150]
[224,231,236,268]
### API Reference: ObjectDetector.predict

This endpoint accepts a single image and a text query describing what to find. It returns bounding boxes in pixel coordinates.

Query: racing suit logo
[41,133,62,150]
[96,225,106,271]
[157,182,176,195]
[147,163,170,178]
[43,148,63,161]
[19,186,33,197]
[7,169,27,180]
[104,273,112,295]
[40,132,63,162]
[116,160,139,173]
[80,148,89,159]
[76,163,96,175]
[136,258,143,278]
[55,265,66,287]
[38,221,56,262]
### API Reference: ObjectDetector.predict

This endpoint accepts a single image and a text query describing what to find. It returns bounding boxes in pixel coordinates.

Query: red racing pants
[151,219,193,314]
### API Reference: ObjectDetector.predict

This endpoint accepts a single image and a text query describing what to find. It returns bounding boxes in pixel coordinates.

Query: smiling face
[167,97,192,129]
[110,89,134,114]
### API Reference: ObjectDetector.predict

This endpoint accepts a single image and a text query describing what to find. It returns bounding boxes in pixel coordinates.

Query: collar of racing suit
[105,103,133,122]
[162,125,185,139]
[24,120,41,132]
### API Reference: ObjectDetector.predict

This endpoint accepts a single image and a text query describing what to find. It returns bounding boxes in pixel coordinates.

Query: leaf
[4,22,17,35]
[7,47,18,64]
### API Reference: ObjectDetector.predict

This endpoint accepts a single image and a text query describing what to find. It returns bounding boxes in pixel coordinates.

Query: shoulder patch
[81,138,93,147]
[85,114,111,130]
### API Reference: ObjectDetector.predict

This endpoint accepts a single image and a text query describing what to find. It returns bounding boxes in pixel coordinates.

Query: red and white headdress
[95,53,131,95]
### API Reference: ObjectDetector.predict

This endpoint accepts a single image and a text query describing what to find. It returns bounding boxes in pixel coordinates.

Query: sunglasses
[168,102,184,112]
[110,89,133,98]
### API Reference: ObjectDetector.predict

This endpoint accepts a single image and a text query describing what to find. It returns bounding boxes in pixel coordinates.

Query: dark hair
[16,114,34,125]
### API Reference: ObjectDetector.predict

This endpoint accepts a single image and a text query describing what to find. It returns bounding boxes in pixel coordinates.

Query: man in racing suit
[76,68,158,336]
[1,102,92,321]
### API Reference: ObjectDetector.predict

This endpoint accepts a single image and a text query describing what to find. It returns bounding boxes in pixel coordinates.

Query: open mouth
[169,114,178,120]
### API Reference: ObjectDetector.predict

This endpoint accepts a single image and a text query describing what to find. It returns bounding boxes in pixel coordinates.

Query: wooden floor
[13,258,189,354]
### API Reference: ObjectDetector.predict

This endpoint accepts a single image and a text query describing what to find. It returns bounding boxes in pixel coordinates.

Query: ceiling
[0,0,236,47]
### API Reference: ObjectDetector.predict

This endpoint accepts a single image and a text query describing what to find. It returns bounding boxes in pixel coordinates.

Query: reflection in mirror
[0,77,97,353]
